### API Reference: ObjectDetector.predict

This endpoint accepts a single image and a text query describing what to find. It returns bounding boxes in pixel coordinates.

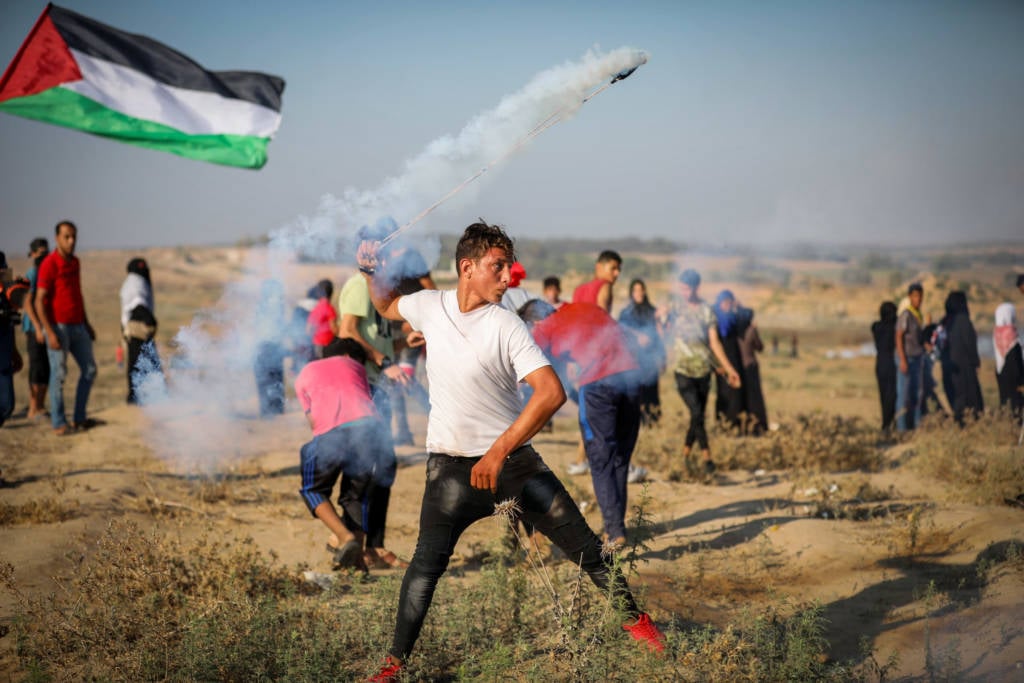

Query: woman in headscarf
[619,278,665,425]
[119,257,160,404]
[712,289,744,430]
[735,303,768,435]
[942,291,983,425]
[994,302,1023,416]
[871,301,898,432]
[664,270,741,477]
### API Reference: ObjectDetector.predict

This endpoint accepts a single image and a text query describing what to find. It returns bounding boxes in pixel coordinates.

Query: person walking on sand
[895,283,926,431]
[35,221,97,435]
[663,269,740,478]
[993,302,1023,417]
[942,291,983,426]
[22,237,50,419]
[712,290,745,431]
[296,337,398,571]
[872,301,899,433]
[735,302,768,435]
[358,221,665,682]
[568,249,622,476]
[0,252,25,428]
[119,258,161,404]
[619,278,666,426]
[524,300,643,547]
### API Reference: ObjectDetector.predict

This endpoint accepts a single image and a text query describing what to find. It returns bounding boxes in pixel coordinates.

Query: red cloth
[294,355,378,436]
[509,262,526,287]
[532,303,637,386]
[572,278,606,306]
[306,298,337,346]
[36,250,85,325]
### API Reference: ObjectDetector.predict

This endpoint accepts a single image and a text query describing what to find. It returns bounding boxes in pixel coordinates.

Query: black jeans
[675,372,712,449]
[390,446,640,661]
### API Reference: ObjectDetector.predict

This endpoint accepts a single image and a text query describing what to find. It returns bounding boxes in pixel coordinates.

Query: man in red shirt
[35,221,97,435]
[572,249,622,313]
[566,250,624,476]
[525,300,642,547]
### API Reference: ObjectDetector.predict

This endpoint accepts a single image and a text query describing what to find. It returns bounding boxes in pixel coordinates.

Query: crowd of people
[3,221,1024,682]
[871,278,1024,433]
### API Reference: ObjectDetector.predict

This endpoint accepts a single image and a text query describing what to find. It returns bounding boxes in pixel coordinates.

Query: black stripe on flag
[48,4,285,112]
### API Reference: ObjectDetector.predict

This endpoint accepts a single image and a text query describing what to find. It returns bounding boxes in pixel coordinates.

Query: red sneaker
[623,612,666,652]
[368,656,403,682]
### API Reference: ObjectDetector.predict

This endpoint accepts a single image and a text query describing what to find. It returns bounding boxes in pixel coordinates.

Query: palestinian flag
[0,4,285,169]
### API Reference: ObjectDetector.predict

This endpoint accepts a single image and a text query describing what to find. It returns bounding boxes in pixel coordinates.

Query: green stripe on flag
[0,86,270,169]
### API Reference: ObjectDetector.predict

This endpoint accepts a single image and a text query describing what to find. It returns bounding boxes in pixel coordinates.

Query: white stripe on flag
[62,48,282,137]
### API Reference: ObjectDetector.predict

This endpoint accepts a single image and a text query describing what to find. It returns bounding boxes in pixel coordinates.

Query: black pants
[26,332,50,385]
[675,372,711,449]
[715,372,744,429]
[126,337,161,404]
[390,446,640,661]
[742,363,768,435]
[876,360,897,431]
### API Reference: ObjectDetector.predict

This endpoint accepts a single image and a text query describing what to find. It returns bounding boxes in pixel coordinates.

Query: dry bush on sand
[909,411,1024,505]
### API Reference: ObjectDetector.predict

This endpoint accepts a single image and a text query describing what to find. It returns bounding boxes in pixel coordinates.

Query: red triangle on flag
[0,5,82,104]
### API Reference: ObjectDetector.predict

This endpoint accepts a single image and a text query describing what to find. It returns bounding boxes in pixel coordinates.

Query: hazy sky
[2,0,1023,251]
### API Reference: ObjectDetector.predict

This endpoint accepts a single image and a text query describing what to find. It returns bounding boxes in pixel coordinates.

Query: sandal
[54,425,74,436]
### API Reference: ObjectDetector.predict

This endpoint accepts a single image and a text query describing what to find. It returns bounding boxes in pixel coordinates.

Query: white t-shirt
[398,289,551,456]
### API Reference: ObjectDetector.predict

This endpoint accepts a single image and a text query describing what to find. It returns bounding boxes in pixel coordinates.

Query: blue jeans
[896,354,923,432]
[578,370,642,541]
[46,324,97,429]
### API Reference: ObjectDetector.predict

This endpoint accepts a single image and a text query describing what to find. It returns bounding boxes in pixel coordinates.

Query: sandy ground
[1,245,1022,681]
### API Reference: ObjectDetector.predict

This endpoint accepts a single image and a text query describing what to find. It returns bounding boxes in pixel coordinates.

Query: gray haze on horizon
[2,1,1023,253]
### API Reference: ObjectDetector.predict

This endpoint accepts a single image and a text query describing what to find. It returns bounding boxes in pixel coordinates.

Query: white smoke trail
[137,46,648,472]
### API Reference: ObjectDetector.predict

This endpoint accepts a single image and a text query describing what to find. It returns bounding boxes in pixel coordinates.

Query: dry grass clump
[637,407,883,479]
[0,497,80,526]
[3,520,332,681]
[909,411,1024,505]
[2,503,892,681]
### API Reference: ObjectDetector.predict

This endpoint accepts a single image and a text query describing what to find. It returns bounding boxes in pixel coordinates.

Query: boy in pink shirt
[295,338,397,570]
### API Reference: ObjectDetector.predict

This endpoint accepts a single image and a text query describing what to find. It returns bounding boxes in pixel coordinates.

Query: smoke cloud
[135,46,648,472]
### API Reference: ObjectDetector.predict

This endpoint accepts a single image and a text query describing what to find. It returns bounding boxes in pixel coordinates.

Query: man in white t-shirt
[358,222,664,682]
